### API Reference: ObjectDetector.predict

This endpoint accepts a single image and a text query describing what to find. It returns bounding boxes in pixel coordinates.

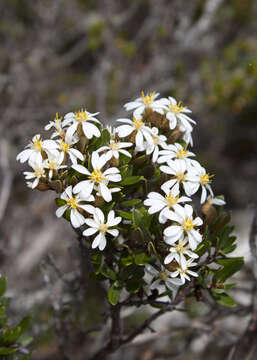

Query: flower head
[64,109,101,140]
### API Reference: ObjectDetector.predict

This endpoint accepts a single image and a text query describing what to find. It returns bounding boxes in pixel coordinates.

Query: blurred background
[0,1,256,359]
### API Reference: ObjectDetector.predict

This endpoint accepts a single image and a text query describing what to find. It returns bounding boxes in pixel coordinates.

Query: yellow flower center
[32,137,43,152]
[48,160,57,169]
[177,148,188,159]
[132,116,144,130]
[200,173,214,185]
[159,271,168,281]
[60,141,69,152]
[165,193,179,208]
[170,101,186,113]
[89,169,106,183]
[183,217,195,231]
[176,172,185,182]
[66,197,78,209]
[153,136,160,145]
[141,91,155,105]
[175,242,186,253]
[109,141,120,151]
[98,223,108,233]
[34,167,44,178]
[55,112,62,124]
[75,110,88,122]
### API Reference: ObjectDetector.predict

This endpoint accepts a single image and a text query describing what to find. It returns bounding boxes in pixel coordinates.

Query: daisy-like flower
[116,114,153,151]
[158,142,197,167]
[144,186,191,224]
[44,151,66,179]
[16,134,58,163]
[170,258,198,284]
[160,159,199,196]
[145,264,182,292]
[83,209,121,251]
[56,185,95,228]
[190,162,214,204]
[162,97,195,131]
[45,113,71,139]
[164,237,199,268]
[145,127,167,163]
[24,154,47,189]
[64,109,101,140]
[164,204,203,250]
[124,91,165,117]
[97,139,133,161]
[72,152,121,202]
[56,134,84,165]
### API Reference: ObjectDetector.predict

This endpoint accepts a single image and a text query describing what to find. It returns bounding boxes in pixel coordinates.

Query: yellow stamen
[66,197,78,209]
[183,217,194,231]
[176,172,185,182]
[152,136,160,145]
[132,116,144,130]
[98,223,108,233]
[159,271,168,281]
[89,169,106,183]
[48,160,57,170]
[141,91,155,106]
[34,167,44,177]
[75,109,88,122]
[170,101,186,113]
[109,141,120,151]
[200,173,214,185]
[60,141,69,152]
[175,242,186,253]
[32,136,43,152]
[177,148,188,159]
[165,193,179,208]
[54,112,62,123]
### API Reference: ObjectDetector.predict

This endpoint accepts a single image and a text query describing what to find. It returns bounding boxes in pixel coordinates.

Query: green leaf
[0,347,17,355]
[101,265,117,281]
[108,282,122,305]
[214,257,244,282]
[120,255,133,266]
[126,279,141,293]
[117,210,132,220]
[134,252,151,266]
[0,277,7,296]
[212,292,237,307]
[55,198,66,207]
[121,199,141,207]
[120,176,145,186]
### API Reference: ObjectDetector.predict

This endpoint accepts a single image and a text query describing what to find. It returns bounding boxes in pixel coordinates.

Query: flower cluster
[17,91,227,303]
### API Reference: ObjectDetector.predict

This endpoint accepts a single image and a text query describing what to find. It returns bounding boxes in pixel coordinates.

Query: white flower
[189,162,214,204]
[158,142,196,166]
[164,237,199,268]
[162,97,195,131]
[56,134,84,165]
[56,185,95,228]
[164,204,203,250]
[83,209,121,250]
[64,109,101,140]
[145,127,167,163]
[208,196,226,206]
[44,151,66,179]
[145,264,182,292]
[124,91,165,117]
[170,258,198,284]
[16,134,58,163]
[45,112,72,139]
[24,154,47,189]
[160,159,199,196]
[72,152,121,202]
[97,140,133,160]
[116,115,153,151]
[144,186,191,224]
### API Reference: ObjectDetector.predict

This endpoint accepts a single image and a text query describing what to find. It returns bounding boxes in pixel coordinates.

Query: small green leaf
[212,292,237,307]
[126,279,141,293]
[120,176,145,186]
[134,252,151,266]
[55,198,66,207]
[214,257,244,282]
[101,265,117,281]
[0,277,7,296]
[108,282,122,305]
[117,210,132,220]
[0,347,17,355]
[121,199,141,207]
